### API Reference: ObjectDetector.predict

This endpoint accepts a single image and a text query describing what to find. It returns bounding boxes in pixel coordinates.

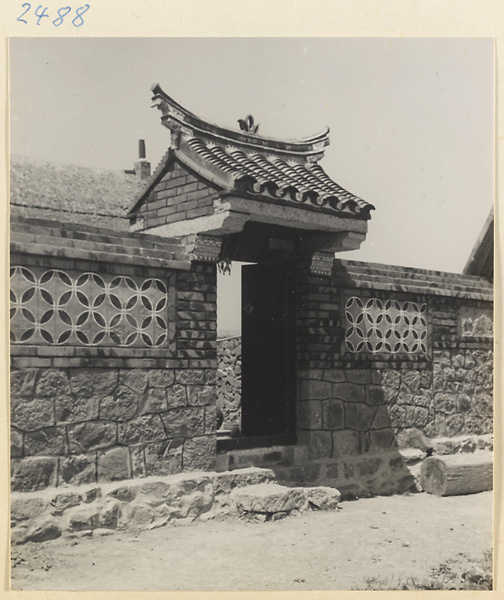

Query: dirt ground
[11,490,492,591]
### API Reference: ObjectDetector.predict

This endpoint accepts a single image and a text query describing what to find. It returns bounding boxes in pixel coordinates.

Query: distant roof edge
[463,206,494,282]
[150,83,330,157]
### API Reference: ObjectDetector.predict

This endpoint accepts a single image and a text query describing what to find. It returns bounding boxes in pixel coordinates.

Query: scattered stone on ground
[10,491,492,591]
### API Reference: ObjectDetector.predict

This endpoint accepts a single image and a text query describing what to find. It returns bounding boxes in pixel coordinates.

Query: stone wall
[10,217,219,492]
[10,366,217,492]
[216,337,241,427]
[295,259,493,464]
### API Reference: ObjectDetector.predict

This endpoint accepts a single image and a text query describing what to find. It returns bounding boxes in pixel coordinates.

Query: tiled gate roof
[129,85,374,220]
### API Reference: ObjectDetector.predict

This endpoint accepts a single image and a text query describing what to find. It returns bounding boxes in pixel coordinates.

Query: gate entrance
[241,263,295,438]
[217,260,296,449]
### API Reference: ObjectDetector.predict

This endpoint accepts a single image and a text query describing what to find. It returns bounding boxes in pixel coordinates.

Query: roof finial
[237,114,260,134]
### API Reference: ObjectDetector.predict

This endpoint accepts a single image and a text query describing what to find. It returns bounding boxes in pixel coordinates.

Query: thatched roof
[10,155,146,230]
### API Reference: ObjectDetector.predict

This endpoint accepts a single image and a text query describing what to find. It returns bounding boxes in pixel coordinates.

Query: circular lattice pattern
[10,267,168,348]
[345,296,427,354]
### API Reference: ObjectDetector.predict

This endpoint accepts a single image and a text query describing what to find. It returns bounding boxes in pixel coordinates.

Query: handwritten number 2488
[17,4,90,27]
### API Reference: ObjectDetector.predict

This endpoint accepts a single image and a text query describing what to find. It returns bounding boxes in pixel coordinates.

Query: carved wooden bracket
[192,234,223,262]
[309,251,335,277]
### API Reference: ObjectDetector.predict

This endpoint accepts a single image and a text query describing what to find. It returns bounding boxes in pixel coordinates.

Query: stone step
[230,483,341,518]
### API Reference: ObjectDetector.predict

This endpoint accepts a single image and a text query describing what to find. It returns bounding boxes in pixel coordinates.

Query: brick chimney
[134,139,151,180]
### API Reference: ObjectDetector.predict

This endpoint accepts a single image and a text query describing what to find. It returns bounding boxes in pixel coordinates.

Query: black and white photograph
[8,37,494,591]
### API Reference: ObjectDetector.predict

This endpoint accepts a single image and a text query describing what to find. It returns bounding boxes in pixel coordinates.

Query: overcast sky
[10,38,494,331]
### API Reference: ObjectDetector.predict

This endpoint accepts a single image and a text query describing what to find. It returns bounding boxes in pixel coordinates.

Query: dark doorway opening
[241,263,295,438]
[217,261,296,450]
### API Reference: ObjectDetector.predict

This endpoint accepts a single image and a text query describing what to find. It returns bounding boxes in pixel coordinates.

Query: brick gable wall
[134,162,216,230]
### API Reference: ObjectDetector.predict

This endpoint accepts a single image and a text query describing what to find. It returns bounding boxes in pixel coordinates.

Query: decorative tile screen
[10,266,169,348]
[344,296,428,354]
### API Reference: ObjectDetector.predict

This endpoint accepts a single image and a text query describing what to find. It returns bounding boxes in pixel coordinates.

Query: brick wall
[134,162,216,230]
[10,218,219,492]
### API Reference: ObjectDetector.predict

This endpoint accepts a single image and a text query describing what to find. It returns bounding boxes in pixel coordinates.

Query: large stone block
[445,414,465,436]
[144,439,184,476]
[130,445,146,478]
[434,413,447,436]
[11,457,58,492]
[346,370,371,384]
[35,369,70,397]
[213,467,275,496]
[345,403,377,432]
[306,430,332,460]
[297,400,323,430]
[11,427,23,457]
[370,405,390,429]
[464,414,489,435]
[420,370,433,389]
[119,369,148,394]
[333,382,365,403]
[473,391,493,418]
[183,435,216,471]
[323,369,346,383]
[68,421,117,453]
[55,394,100,424]
[67,505,100,531]
[26,516,62,542]
[10,370,37,396]
[69,369,118,397]
[100,386,139,422]
[118,414,167,445]
[433,349,451,366]
[98,498,122,529]
[435,393,458,415]
[369,428,396,451]
[402,370,422,392]
[396,388,413,405]
[405,405,429,427]
[175,369,205,385]
[396,427,431,450]
[147,369,175,388]
[97,446,131,482]
[322,399,344,430]
[366,385,385,406]
[410,390,432,408]
[306,486,341,510]
[11,396,55,431]
[58,454,97,486]
[332,430,360,457]
[204,405,217,434]
[140,388,168,414]
[381,370,401,400]
[161,407,205,438]
[24,426,67,455]
[231,483,307,514]
[357,456,383,477]
[187,385,216,407]
[50,491,82,513]
[389,404,407,428]
[118,503,155,530]
[299,379,332,401]
[11,497,49,523]
[167,384,187,408]
[456,394,472,412]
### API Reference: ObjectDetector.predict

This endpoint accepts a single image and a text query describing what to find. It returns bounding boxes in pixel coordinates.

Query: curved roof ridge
[151,83,330,157]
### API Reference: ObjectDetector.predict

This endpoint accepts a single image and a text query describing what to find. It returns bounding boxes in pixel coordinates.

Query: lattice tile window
[344,296,428,354]
[10,266,169,348]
